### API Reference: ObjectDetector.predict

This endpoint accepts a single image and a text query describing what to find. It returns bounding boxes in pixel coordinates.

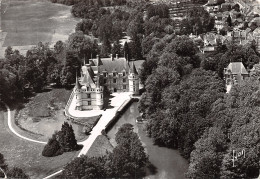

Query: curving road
[3,93,131,179]
[4,104,47,144]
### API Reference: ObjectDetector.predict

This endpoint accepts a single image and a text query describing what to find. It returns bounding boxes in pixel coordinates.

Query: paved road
[4,92,131,178]
[4,104,47,144]
[77,92,131,156]
[43,92,131,178]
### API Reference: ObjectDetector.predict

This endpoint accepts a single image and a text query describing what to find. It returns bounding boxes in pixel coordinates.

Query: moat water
[107,102,188,179]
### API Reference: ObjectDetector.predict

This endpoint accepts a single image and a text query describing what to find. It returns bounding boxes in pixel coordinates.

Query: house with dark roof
[73,54,144,110]
[224,62,249,93]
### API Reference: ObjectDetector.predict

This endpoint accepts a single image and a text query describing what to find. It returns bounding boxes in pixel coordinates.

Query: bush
[6,167,29,179]
[42,135,63,157]
[42,122,78,157]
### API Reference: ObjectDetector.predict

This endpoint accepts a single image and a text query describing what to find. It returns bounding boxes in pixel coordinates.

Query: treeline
[59,124,148,178]
[139,27,260,179]
[50,0,127,6]
[57,0,214,61]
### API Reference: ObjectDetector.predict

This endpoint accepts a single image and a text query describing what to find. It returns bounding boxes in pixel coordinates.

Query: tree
[0,153,7,178]
[60,51,81,86]
[227,15,232,27]
[57,122,78,152]
[109,123,148,177]
[42,122,78,157]
[61,156,107,179]
[123,42,131,60]
[6,167,29,179]
[111,40,122,57]
[100,37,112,57]
[42,133,63,157]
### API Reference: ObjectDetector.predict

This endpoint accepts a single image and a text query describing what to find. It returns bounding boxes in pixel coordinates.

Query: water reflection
[107,102,188,179]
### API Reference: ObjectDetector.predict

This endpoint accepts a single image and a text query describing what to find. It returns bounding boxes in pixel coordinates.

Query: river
[107,102,188,179]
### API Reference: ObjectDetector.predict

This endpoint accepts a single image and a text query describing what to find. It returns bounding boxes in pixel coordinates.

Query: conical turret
[128,62,139,95]
[130,62,138,75]
[74,75,82,110]
[95,75,103,110]
[75,75,81,90]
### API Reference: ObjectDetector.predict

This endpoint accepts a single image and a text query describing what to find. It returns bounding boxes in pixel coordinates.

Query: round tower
[95,76,103,110]
[128,62,139,95]
[74,76,82,110]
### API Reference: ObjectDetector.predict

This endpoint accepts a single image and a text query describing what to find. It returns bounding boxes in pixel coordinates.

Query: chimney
[110,54,114,61]
[116,54,118,59]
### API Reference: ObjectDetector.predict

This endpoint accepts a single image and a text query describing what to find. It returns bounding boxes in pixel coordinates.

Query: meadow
[0,0,80,57]
[0,110,79,179]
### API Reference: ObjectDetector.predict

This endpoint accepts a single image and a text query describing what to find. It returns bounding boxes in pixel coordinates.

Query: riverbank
[107,102,189,179]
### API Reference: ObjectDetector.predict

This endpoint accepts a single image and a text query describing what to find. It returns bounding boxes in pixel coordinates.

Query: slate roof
[79,57,145,88]
[225,62,248,75]
[89,57,144,74]
[130,62,138,75]
[75,76,81,89]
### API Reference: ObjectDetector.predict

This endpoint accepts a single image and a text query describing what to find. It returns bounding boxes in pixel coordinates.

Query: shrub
[42,134,63,157]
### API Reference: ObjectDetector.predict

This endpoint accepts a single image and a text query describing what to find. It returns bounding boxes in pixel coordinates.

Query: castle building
[224,62,249,93]
[73,54,144,110]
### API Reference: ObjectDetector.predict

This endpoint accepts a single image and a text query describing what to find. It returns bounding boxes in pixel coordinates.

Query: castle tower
[95,75,103,110]
[128,62,139,95]
[74,76,82,110]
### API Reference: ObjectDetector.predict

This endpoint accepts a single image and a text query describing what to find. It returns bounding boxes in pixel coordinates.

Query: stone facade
[73,55,144,110]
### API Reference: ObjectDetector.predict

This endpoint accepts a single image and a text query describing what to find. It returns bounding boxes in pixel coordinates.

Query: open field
[16,88,89,142]
[0,0,80,57]
[0,110,79,179]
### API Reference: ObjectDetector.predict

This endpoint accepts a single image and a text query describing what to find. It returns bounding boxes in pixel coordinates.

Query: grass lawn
[1,0,80,47]
[87,135,114,157]
[16,88,88,142]
[0,111,79,179]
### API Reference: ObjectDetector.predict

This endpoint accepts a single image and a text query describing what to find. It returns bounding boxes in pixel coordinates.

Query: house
[73,55,144,110]
[224,62,249,93]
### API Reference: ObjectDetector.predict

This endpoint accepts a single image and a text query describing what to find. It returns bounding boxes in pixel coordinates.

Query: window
[88,101,91,105]
[123,78,126,83]
[87,94,91,98]
[103,72,107,77]
[101,94,103,99]
[113,72,117,77]
[87,87,89,91]
[104,79,107,84]
[123,85,126,89]
[123,72,126,76]
[113,79,116,83]
[133,87,135,92]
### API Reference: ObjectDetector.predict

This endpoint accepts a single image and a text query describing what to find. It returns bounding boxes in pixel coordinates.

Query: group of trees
[0,153,29,178]
[180,7,215,35]
[139,22,260,178]
[42,122,78,157]
[60,124,148,178]
[139,35,225,158]
[187,74,260,178]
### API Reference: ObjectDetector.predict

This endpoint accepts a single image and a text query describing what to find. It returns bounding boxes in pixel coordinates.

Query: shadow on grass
[76,144,83,151]
[146,161,158,175]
